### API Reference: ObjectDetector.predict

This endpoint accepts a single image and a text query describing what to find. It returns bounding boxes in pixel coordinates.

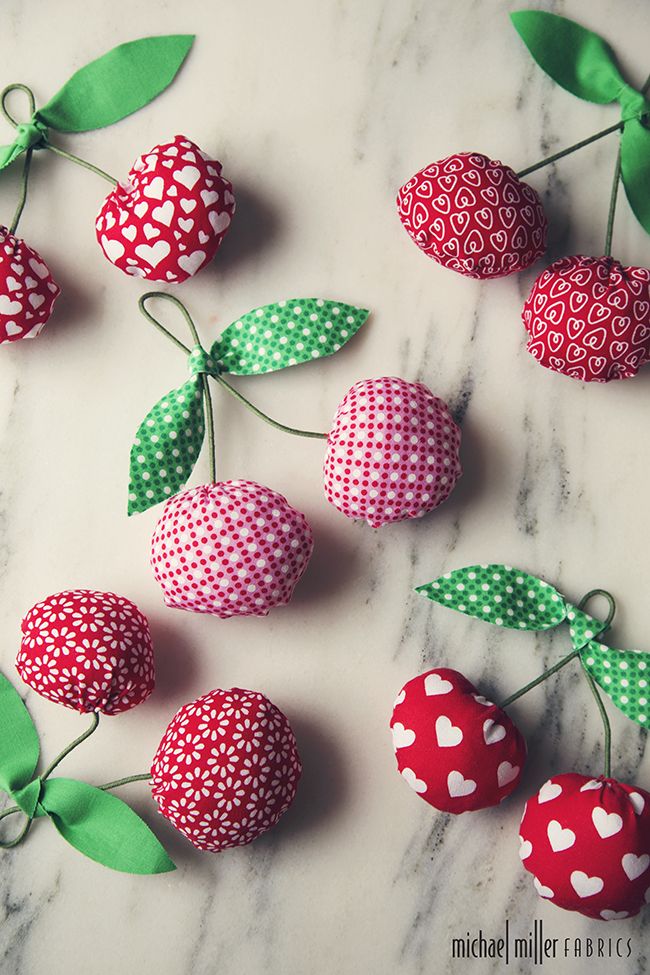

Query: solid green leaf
[212,298,370,376]
[581,640,650,729]
[416,564,567,631]
[0,672,40,797]
[565,603,609,652]
[36,35,195,133]
[510,11,625,104]
[40,778,175,874]
[621,118,650,236]
[128,376,205,515]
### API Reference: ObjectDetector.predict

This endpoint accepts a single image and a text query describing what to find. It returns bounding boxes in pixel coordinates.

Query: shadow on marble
[148,614,204,707]
[290,518,362,610]
[206,181,284,275]
[42,252,98,341]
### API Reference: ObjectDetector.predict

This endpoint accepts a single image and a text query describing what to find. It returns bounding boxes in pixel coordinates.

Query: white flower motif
[180,765,215,802]
[206,742,240,778]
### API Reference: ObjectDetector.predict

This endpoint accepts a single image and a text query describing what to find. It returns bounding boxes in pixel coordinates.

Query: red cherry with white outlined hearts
[391,667,526,813]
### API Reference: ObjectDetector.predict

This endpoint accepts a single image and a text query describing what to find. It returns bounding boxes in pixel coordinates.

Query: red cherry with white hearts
[96,135,234,284]
[524,255,650,382]
[0,226,59,345]
[391,667,526,813]
[396,152,547,279]
[520,773,650,920]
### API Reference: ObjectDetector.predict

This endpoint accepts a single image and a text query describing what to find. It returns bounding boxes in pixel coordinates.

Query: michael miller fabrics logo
[451,919,633,964]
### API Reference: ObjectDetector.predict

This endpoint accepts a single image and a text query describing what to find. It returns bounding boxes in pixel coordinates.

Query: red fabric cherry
[323,377,461,528]
[150,480,313,617]
[16,590,154,714]
[96,135,235,283]
[519,773,650,920]
[150,687,301,851]
[524,255,650,382]
[0,227,59,345]
[391,667,526,813]
[396,152,547,278]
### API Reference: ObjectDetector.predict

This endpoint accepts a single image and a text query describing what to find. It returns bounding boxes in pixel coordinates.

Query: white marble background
[1,0,650,973]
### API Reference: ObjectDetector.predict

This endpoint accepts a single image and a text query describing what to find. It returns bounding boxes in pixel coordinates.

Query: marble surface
[1,0,650,972]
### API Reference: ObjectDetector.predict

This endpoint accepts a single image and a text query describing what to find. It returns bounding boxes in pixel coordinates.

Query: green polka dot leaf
[211,298,370,376]
[581,639,650,728]
[128,375,205,516]
[565,604,609,652]
[416,564,567,631]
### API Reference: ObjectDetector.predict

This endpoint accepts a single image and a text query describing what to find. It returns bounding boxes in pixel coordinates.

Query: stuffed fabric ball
[16,589,154,714]
[519,773,650,920]
[0,227,59,344]
[150,480,314,617]
[96,135,235,283]
[391,667,526,813]
[324,377,461,528]
[524,255,650,382]
[397,152,547,278]
[150,687,301,851]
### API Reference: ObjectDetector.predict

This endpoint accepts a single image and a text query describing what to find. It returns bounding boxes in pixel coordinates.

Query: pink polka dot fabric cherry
[323,377,462,528]
[16,589,154,714]
[150,687,301,851]
[150,480,314,617]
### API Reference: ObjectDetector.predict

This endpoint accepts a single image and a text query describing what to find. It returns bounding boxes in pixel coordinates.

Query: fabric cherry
[0,227,59,345]
[396,152,547,279]
[16,589,154,714]
[324,376,461,528]
[150,480,313,617]
[150,687,301,851]
[391,667,526,813]
[524,255,650,382]
[519,773,650,920]
[96,135,235,283]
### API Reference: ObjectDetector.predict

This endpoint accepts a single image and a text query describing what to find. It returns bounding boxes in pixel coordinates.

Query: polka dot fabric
[520,774,650,920]
[16,590,154,714]
[397,152,547,279]
[524,255,650,382]
[581,640,650,728]
[323,377,461,528]
[150,687,301,852]
[0,228,59,345]
[96,135,235,283]
[150,480,314,617]
[391,668,526,813]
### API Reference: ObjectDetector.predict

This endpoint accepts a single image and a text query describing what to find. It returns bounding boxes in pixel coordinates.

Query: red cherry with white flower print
[150,687,301,851]
[16,590,154,714]
[0,227,59,344]
[96,135,235,283]
[397,152,547,279]
[150,480,313,617]
[524,255,650,382]
[323,377,461,528]
[519,773,650,920]
[391,668,526,813]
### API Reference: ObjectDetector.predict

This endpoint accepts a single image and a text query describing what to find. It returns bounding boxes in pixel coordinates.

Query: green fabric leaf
[128,376,205,515]
[510,11,624,104]
[11,778,41,818]
[212,298,370,376]
[565,604,609,652]
[581,640,650,729]
[40,778,175,874]
[36,35,194,133]
[0,673,40,796]
[621,119,650,236]
[0,142,27,171]
[416,564,567,630]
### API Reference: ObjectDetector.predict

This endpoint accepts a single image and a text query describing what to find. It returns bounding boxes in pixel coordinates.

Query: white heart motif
[5,321,22,336]
[28,257,48,279]
[174,166,201,191]
[135,240,171,268]
[580,779,602,792]
[402,767,427,794]
[134,201,148,218]
[538,780,562,804]
[591,807,623,839]
[209,210,231,234]
[600,909,629,921]
[123,226,137,242]
[629,792,646,815]
[424,673,453,696]
[622,853,650,881]
[447,770,476,798]
[533,876,554,899]
[518,836,532,860]
[547,819,576,852]
[201,189,219,206]
[0,295,23,315]
[435,715,463,747]
[180,198,197,213]
[394,688,406,707]
[6,276,20,292]
[497,762,519,788]
[178,250,206,276]
[152,200,175,226]
[473,694,493,707]
[143,176,165,200]
[570,871,604,898]
[28,294,45,310]
[391,722,415,749]
[483,719,506,745]
[143,223,160,241]
[100,235,125,262]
